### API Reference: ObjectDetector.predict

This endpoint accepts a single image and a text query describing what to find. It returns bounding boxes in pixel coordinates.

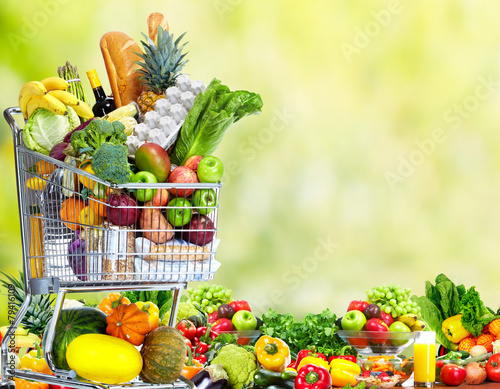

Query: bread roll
[148,12,169,44]
[100,31,144,108]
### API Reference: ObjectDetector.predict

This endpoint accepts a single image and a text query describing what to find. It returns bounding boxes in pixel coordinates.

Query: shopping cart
[1,107,222,389]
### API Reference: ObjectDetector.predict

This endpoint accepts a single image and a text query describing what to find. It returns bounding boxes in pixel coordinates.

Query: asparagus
[57,61,88,104]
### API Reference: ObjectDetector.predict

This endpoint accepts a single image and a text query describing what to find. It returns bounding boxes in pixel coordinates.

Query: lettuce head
[23,106,80,155]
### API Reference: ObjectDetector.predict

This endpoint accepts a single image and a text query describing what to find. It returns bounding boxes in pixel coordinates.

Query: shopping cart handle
[4,107,23,137]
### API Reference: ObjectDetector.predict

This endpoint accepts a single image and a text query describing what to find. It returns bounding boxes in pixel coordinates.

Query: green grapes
[366,284,421,318]
[187,283,233,314]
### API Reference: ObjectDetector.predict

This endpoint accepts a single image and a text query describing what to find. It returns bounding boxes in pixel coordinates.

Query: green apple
[231,310,257,331]
[389,321,411,346]
[192,189,218,215]
[341,310,367,331]
[130,171,158,202]
[197,156,224,183]
[167,198,193,227]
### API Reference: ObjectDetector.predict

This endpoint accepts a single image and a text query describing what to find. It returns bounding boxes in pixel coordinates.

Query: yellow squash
[66,334,142,384]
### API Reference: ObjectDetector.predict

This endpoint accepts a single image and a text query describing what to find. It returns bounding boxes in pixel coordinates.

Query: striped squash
[140,326,186,383]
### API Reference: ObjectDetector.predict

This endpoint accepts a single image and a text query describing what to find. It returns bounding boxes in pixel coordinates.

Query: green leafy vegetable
[170,78,263,165]
[460,286,498,337]
[259,308,348,355]
[205,332,239,364]
[411,273,464,350]
[23,106,80,155]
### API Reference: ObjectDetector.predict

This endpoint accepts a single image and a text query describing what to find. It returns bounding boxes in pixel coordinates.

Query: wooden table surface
[403,383,499,388]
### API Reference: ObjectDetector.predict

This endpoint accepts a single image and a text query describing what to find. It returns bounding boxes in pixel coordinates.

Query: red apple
[365,318,389,344]
[347,300,369,312]
[168,166,199,197]
[184,155,203,172]
[135,142,171,182]
[183,215,215,246]
[379,311,394,327]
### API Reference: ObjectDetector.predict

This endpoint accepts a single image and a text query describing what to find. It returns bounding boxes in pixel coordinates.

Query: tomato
[176,319,197,340]
[184,337,193,350]
[440,364,466,386]
[486,353,500,382]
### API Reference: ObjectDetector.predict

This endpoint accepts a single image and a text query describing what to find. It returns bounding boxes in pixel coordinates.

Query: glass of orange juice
[414,331,436,387]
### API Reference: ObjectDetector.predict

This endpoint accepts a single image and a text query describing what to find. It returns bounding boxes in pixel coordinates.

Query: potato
[139,204,173,244]
[151,188,169,206]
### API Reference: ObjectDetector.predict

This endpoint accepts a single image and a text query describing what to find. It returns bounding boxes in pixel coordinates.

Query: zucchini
[253,370,296,388]
[266,382,294,389]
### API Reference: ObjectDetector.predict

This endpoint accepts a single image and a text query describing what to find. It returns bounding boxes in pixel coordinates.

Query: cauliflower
[161,301,200,325]
[210,344,258,389]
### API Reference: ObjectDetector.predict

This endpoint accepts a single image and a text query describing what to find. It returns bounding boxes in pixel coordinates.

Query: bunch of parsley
[259,308,352,356]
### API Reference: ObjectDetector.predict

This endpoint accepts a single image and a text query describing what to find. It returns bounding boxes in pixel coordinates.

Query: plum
[363,303,381,320]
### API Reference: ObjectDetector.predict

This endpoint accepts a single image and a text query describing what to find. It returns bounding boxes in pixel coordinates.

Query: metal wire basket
[7,107,222,286]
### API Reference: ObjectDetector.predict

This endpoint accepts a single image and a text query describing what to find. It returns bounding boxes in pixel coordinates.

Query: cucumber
[253,370,296,388]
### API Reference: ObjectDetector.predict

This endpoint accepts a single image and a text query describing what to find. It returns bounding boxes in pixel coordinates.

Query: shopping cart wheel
[0,381,15,389]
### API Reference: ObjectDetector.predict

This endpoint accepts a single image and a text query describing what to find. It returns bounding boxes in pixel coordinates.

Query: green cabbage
[22,106,80,155]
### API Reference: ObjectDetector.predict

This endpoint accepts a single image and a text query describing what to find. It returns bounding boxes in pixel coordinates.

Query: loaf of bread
[148,12,169,44]
[100,31,143,108]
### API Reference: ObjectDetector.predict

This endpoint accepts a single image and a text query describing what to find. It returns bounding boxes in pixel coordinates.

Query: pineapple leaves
[170,78,263,165]
[134,26,188,93]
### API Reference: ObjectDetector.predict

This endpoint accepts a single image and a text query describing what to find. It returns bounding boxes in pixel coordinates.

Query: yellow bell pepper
[135,301,160,330]
[19,345,52,375]
[296,356,330,372]
[442,314,471,343]
[255,335,291,372]
[78,159,96,191]
[329,358,360,387]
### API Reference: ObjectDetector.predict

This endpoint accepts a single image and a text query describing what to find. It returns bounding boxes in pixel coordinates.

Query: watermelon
[43,306,107,370]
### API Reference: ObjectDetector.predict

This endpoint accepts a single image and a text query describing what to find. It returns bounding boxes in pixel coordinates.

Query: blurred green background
[1,0,500,323]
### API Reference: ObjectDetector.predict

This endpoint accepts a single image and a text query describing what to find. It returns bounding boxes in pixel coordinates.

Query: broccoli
[210,344,258,389]
[91,143,132,184]
[70,118,127,157]
[161,301,201,325]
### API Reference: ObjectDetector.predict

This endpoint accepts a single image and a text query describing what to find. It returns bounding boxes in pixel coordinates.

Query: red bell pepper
[208,311,220,324]
[328,355,356,363]
[296,347,327,368]
[296,364,332,389]
[327,345,357,364]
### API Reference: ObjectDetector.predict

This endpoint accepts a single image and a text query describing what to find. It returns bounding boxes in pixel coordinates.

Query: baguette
[148,12,169,44]
[100,31,143,108]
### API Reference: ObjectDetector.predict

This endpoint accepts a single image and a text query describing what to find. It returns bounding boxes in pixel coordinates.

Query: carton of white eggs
[127,74,206,157]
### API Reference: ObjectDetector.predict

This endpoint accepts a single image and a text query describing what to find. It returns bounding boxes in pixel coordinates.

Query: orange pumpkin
[60,197,86,230]
[106,303,152,346]
[89,196,108,218]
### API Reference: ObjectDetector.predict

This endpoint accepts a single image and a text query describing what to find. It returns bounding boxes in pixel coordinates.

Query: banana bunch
[0,326,40,348]
[19,77,93,120]
[396,313,426,331]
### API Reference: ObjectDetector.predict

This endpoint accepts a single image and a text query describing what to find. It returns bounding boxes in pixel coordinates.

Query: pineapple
[0,271,53,336]
[135,26,188,114]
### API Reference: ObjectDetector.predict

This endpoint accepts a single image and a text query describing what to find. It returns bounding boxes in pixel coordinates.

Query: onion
[107,192,139,226]
[465,362,487,385]
[49,142,70,162]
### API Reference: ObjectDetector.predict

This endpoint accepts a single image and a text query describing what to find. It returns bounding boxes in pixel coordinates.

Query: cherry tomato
[194,341,209,354]
[184,337,193,350]
[440,364,466,386]
[176,319,197,340]
[194,354,207,365]
[486,354,500,382]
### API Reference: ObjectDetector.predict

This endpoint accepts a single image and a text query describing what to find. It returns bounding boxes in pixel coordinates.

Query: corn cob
[104,102,138,122]
[118,117,138,136]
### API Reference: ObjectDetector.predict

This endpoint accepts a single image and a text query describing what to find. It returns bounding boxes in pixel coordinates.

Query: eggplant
[68,230,87,281]
[190,365,228,389]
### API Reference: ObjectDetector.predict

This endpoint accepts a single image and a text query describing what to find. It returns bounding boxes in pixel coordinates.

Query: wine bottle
[86,69,116,117]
